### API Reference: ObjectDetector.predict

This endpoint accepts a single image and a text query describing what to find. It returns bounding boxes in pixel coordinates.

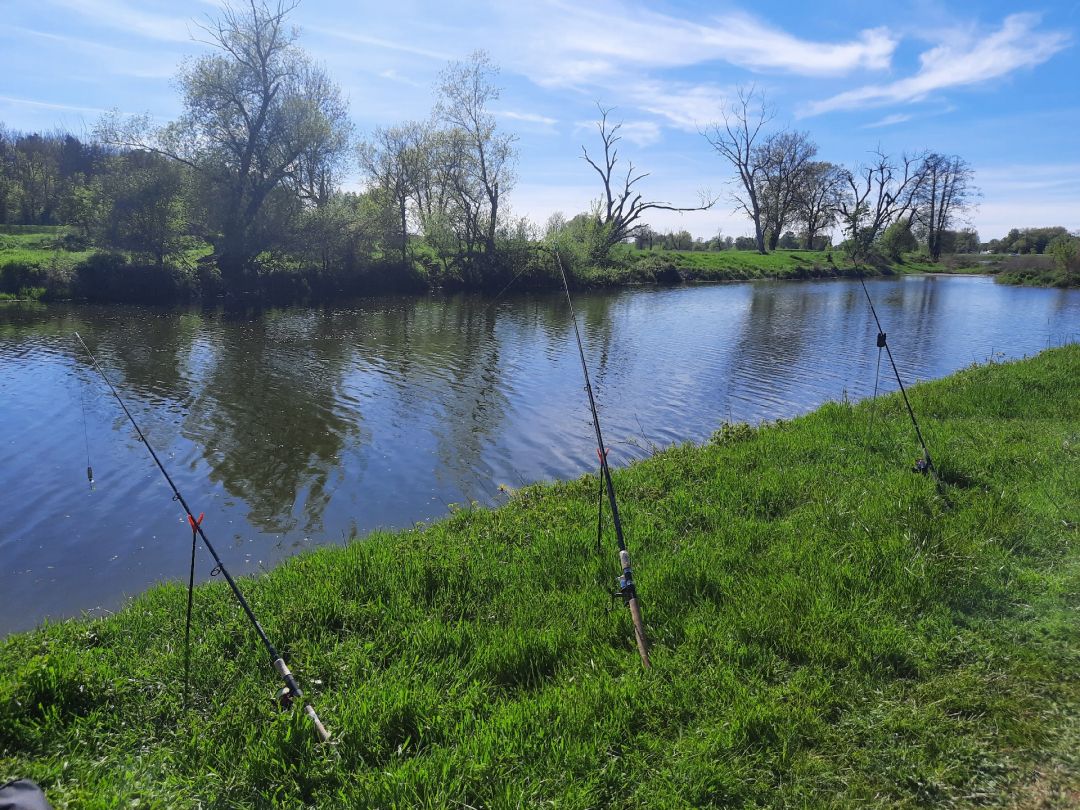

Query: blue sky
[2,0,1078,240]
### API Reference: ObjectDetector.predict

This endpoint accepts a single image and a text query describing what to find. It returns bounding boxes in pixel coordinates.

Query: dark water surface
[2,276,1078,634]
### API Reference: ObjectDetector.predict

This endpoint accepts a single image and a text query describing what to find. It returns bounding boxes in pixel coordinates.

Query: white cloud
[13,26,178,79]
[309,26,452,62]
[627,81,733,131]
[862,113,912,128]
[498,1,896,88]
[377,69,427,89]
[496,110,559,127]
[804,13,1070,116]
[0,95,106,115]
[615,121,662,147]
[45,0,193,42]
[575,118,662,147]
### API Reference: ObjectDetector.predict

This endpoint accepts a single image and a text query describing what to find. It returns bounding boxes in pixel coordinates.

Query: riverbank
[0,226,993,304]
[2,346,1077,806]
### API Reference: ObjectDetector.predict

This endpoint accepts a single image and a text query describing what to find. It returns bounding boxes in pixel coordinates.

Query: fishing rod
[851,264,940,486]
[73,332,331,743]
[551,251,651,668]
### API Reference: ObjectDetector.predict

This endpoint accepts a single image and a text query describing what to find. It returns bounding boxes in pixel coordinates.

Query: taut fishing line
[73,332,331,743]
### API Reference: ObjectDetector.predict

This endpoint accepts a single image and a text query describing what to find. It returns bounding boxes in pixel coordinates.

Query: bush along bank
[1,347,1079,807]
[2,238,961,306]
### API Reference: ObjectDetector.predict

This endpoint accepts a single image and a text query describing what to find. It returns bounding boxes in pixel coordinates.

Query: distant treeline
[2,0,1077,302]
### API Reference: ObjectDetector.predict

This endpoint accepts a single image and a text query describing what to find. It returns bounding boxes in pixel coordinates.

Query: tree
[913,153,976,261]
[879,219,917,261]
[1048,233,1080,283]
[10,133,61,224]
[703,87,772,254]
[756,130,817,251]
[92,150,190,266]
[581,105,711,263]
[797,161,844,250]
[99,0,351,290]
[953,228,980,254]
[358,122,429,264]
[434,50,516,266]
[838,150,928,264]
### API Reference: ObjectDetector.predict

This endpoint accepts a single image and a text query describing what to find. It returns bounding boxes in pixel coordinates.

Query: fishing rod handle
[274,658,332,742]
[619,550,652,668]
[304,704,331,743]
[628,597,652,669]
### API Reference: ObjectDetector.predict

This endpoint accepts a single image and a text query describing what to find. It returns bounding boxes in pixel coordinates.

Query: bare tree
[913,154,976,261]
[756,130,817,250]
[703,87,772,254]
[838,149,928,263]
[581,105,712,262]
[797,161,844,249]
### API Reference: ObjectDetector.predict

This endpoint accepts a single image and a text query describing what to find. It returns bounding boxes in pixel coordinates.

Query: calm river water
[2,275,1078,634]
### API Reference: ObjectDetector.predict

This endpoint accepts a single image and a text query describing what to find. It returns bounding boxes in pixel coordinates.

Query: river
[1,275,1077,634]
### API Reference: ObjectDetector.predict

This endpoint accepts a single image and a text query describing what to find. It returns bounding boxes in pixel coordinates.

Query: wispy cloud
[616,121,662,147]
[377,69,427,89]
[496,110,559,127]
[804,13,1070,116]
[44,0,193,42]
[501,1,896,87]
[627,81,732,131]
[12,26,178,79]
[309,26,452,62]
[862,113,912,129]
[0,95,106,115]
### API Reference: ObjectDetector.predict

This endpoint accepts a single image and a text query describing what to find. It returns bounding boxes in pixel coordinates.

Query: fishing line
[73,332,331,743]
[551,250,651,668]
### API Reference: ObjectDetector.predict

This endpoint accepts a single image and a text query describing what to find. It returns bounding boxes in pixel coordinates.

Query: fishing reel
[276,685,298,709]
[912,457,932,475]
[608,573,635,612]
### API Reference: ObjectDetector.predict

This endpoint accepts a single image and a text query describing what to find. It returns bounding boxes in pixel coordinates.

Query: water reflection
[1,276,1078,633]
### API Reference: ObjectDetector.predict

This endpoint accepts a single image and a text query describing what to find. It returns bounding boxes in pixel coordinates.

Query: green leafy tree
[92,151,190,266]
[880,220,918,261]
[1048,233,1080,283]
[100,0,351,290]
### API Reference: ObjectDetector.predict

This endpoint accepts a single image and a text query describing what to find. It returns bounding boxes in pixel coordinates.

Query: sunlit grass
[1,346,1078,807]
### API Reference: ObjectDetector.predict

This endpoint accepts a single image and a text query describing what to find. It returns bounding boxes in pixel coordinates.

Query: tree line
[2,0,1076,301]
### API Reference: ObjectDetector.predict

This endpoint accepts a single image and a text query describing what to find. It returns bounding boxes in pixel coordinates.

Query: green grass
[618,247,855,282]
[608,248,988,285]
[2,348,1079,807]
[0,227,96,273]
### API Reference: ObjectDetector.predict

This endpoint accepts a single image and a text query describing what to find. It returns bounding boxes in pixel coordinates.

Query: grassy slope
[1,351,1079,808]
[0,229,95,272]
[615,247,855,282]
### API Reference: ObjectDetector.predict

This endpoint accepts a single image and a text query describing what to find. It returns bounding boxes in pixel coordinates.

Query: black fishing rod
[551,252,651,668]
[852,265,940,485]
[73,332,330,743]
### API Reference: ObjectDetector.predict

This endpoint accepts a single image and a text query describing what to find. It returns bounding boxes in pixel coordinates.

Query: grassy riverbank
[0,225,997,304]
[3,346,1078,807]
